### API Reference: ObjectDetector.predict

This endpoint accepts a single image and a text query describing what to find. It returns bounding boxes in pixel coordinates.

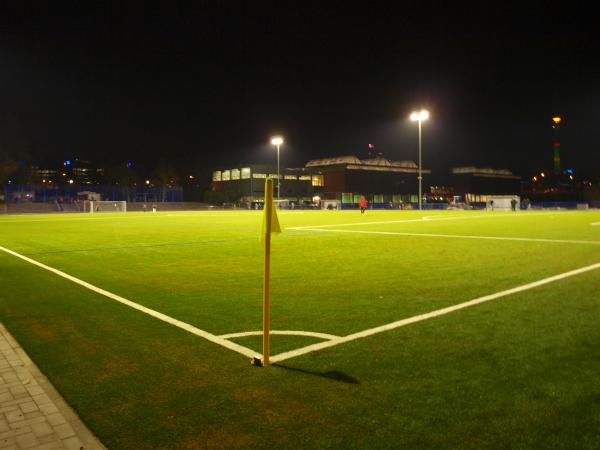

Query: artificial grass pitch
[0,209,599,449]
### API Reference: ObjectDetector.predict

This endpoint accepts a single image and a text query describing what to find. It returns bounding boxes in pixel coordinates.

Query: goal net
[486,195,520,211]
[84,200,127,213]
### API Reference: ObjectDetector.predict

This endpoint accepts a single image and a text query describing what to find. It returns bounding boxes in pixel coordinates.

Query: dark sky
[1,3,599,184]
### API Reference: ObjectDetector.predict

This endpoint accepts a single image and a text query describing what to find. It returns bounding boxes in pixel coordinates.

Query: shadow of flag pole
[260,178,281,366]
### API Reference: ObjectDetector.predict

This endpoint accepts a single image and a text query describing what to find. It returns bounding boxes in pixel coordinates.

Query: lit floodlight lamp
[410,110,429,122]
[271,136,284,146]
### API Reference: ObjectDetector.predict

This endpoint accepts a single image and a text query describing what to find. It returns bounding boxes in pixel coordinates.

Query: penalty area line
[0,245,258,360]
[270,261,600,363]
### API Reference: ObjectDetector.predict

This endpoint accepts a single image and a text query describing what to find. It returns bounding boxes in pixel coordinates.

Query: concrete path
[0,324,105,450]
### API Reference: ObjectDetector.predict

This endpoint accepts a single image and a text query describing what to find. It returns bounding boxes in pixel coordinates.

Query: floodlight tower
[552,116,562,175]
[410,109,429,210]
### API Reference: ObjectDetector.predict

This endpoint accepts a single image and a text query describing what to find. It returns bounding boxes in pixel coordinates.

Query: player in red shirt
[359,196,368,214]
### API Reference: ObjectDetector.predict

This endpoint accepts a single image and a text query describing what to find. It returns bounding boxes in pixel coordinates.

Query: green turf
[0,209,599,449]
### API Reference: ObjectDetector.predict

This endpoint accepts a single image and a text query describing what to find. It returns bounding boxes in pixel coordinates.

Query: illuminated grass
[0,210,599,449]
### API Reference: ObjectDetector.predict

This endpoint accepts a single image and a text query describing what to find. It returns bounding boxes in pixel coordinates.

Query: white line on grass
[0,212,264,223]
[290,228,600,246]
[0,245,258,360]
[287,212,559,230]
[166,213,261,217]
[592,222,600,226]
[269,261,600,363]
[219,330,340,340]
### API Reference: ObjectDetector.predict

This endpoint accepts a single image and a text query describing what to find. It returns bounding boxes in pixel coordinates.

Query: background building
[211,165,315,207]
[450,167,521,205]
[305,155,429,206]
[213,155,430,207]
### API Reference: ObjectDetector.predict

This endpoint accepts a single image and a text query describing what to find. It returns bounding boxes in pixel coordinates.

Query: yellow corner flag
[259,178,280,366]
[260,179,281,243]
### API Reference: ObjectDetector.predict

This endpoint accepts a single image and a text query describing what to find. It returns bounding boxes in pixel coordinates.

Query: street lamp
[410,109,429,210]
[270,136,284,201]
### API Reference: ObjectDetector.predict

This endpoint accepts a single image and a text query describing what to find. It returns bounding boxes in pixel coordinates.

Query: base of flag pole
[250,357,263,367]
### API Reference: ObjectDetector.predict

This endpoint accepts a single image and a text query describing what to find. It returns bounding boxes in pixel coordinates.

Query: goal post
[84,200,127,213]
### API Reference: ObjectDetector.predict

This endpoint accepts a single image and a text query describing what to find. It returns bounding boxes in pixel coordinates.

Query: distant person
[152,203,157,213]
[143,203,147,212]
[510,198,517,211]
[489,199,494,211]
[359,196,368,214]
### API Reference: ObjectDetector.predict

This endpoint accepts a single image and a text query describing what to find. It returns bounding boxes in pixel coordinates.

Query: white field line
[219,330,339,340]
[270,261,600,363]
[291,227,600,246]
[166,213,261,217]
[592,222,600,226]
[0,212,265,223]
[287,212,558,230]
[0,245,258,359]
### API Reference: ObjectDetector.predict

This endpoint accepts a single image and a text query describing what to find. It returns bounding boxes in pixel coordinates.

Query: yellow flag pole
[262,178,274,365]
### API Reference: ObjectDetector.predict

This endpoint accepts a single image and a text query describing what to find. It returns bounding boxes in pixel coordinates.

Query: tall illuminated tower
[552,116,562,174]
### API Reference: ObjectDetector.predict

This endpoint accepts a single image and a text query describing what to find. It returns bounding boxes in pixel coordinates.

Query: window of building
[299,175,311,181]
[212,171,222,181]
[311,175,324,186]
[241,167,251,179]
[231,169,240,180]
[284,175,297,180]
[342,193,353,204]
[253,173,266,179]
[222,170,231,181]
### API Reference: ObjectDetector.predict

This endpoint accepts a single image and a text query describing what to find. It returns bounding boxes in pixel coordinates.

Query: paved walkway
[0,324,105,450]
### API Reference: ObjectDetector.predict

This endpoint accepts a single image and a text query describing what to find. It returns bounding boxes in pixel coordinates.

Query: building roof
[306,155,418,169]
[451,167,520,179]
[305,156,362,167]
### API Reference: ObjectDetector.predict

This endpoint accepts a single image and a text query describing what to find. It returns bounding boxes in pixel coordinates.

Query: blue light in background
[65,160,71,166]
[567,169,573,174]
[126,161,133,168]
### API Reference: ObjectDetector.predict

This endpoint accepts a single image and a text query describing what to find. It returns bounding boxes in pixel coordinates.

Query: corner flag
[260,179,281,242]
[260,177,280,366]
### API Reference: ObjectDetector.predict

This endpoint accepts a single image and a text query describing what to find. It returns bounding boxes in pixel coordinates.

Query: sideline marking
[269,261,600,363]
[166,213,261,217]
[220,330,339,340]
[0,211,262,223]
[289,227,600,246]
[0,245,258,360]
[592,222,600,226]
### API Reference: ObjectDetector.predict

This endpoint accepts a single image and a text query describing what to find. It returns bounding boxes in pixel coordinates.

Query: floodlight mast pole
[270,136,284,203]
[410,110,428,210]
[418,119,422,210]
[277,143,280,201]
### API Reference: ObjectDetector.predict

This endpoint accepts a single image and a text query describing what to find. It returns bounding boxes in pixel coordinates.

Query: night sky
[1,4,599,185]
